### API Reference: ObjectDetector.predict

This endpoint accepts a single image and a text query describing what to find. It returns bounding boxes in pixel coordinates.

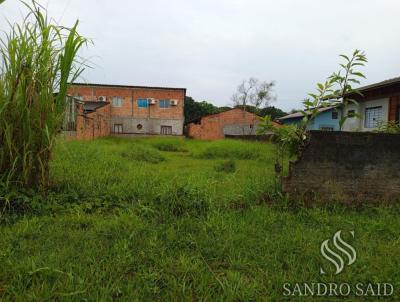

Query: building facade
[68,83,186,136]
[279,77,400,131]
[278,107,341,131]
[341,77,400,131]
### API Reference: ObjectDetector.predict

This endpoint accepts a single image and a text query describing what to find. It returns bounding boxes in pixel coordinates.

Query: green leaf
[339,54,350,61]
[351,71,366,79]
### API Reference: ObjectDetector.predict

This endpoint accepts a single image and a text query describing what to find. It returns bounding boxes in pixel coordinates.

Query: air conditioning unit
[170,99,178,106]
[148,98,157,105]
[98,96,107,102]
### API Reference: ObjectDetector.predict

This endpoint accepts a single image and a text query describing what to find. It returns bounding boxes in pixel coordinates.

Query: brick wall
[68,84,185,135]
[75,102,111,140]
[389,95,400,121]
[283,131,400,204]
[187,108,260,140]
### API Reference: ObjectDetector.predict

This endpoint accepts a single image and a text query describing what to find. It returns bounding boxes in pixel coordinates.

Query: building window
[112,97,123,107]
[114,124,123,134]
[160,125,172,135]
[159,99,171,108]
[138,99,149,108]
[365,106,383,128]
[332,111,338,119]
[319,126,334,131]
[347,110,356,118]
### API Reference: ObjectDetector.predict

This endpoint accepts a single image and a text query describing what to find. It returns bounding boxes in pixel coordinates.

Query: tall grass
[0,1,87,189]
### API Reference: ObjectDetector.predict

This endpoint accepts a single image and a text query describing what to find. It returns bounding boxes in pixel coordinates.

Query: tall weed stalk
[0,1,87,189]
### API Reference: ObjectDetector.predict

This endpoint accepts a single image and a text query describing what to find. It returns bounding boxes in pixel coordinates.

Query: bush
[214,160,236,173]
[120,146,165,164]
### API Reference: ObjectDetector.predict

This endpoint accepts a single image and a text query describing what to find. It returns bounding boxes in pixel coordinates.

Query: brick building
[62,96,111,140]
[67,83,186,136]
[187,108,264,140]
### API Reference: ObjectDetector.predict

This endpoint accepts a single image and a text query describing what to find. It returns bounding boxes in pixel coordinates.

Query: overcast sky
[1,0,400,111]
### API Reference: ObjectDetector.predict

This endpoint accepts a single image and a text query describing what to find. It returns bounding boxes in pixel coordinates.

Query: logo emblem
[320,230,356,275]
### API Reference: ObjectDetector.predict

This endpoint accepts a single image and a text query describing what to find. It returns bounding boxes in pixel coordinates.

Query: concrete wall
[283,131,400,204]
[110,116,183,135]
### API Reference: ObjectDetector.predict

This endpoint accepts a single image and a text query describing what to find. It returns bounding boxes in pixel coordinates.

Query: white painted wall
[341,98,389,132]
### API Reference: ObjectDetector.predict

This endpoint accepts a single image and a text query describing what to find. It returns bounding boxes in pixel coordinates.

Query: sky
[1,0,400,111]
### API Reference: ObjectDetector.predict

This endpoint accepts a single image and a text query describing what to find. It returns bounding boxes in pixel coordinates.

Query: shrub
[214,160,236,173]
[120,146,165,164]
[0,1,87,189]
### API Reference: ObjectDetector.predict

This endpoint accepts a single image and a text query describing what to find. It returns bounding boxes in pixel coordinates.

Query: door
[160,125,172,135]
[113,124,123,134]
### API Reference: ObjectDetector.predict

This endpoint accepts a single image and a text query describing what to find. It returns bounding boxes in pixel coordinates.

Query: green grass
[0,137,399,301]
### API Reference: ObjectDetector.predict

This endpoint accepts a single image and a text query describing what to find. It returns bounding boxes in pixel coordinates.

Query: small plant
[214,160,236,173]
[375,121,400,134]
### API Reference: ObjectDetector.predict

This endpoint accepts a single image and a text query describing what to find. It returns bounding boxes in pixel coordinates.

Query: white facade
[341,98,389,132]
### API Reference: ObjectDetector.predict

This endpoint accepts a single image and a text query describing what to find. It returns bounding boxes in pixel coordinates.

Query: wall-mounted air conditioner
[148,98,157,105]
[98,96,107,102]
[170,99,178,106]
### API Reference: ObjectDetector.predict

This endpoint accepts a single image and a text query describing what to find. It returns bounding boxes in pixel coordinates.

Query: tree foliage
[232,77,276,110]
[184,96,222,123]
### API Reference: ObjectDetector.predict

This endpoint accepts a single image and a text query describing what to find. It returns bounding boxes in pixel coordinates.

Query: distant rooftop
[278,106,335,121]
[71,82,186,92]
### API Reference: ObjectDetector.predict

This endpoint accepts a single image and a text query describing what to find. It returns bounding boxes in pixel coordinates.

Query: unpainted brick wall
[187,108,260,140]
[75,103,111,140]
[283,131,400,203]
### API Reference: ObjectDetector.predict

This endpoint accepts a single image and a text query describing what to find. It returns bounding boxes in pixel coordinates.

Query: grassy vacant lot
[0,137,399,301]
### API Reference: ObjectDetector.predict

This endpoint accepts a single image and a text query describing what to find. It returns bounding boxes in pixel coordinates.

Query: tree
[184,96,221,124]
[232,77,276,110]
[232,77,276,133]
[259,106,287,119]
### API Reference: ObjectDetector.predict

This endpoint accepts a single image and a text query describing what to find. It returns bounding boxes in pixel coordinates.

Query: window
[332,111,338,119]
[114,124,123,134]
[112,97,123,107]
[319,126,334,131]
[160,125,172,135]
[365,106,383,128]
[159,99,171,108]
[138,99,149,108]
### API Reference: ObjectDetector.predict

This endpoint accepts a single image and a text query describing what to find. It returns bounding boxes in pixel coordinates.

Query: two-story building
[68,83,186,136]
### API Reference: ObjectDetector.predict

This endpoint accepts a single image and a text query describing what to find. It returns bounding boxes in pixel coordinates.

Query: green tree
[184,96,221,124]
[259,106,287,119]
